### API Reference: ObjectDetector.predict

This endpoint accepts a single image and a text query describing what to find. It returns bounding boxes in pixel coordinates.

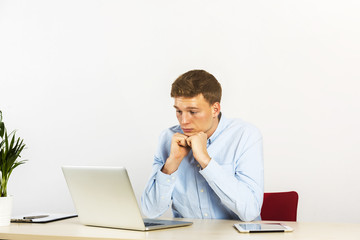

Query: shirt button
[172,176,175,180]
[197,164,200,168]
[204,213,208,217]
[200,189,204,193]
[167,179,170,182]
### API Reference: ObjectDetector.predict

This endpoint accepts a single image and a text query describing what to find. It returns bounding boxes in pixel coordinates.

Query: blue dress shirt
[141,114,264,221]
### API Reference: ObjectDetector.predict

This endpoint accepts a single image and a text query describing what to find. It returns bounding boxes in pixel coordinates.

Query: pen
[11,218,32,223]
[23,215,49,219]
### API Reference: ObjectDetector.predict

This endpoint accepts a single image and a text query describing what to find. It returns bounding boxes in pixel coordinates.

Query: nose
[180,112,191,125]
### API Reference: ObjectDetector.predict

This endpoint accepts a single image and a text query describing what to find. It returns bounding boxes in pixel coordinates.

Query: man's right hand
[161,133,190,175]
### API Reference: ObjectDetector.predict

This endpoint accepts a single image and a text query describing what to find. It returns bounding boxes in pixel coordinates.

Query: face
[174,94,220,138]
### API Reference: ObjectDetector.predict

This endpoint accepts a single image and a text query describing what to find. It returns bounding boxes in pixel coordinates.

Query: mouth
[182,128,193,133]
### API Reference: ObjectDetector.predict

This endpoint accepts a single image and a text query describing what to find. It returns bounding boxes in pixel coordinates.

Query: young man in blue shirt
[141,70,264,221]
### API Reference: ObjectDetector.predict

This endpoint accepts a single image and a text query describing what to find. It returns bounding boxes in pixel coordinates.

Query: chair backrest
[260,191,299,221]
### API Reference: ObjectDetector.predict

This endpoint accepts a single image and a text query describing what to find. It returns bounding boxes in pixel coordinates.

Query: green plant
[0,111,27,197]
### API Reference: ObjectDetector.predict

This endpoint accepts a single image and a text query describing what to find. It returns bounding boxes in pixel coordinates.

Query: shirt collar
[208,112,226,145]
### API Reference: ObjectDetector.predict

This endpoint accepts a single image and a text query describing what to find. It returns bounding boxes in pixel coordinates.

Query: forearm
[201,160,263,221]
[161,157,182,175]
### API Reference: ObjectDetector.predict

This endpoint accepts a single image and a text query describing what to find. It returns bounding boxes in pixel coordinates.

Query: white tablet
[234,223,293,233]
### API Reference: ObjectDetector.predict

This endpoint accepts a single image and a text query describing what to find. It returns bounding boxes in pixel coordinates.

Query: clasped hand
[162,132,211,175]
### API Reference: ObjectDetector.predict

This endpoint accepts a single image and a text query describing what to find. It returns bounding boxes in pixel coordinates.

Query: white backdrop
[1,0,359,223]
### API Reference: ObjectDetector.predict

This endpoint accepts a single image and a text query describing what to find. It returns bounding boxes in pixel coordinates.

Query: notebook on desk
[62,166,192,231]
[11,213,77,223]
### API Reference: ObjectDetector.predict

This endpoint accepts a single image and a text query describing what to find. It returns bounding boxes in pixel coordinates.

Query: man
[141,70,263,221]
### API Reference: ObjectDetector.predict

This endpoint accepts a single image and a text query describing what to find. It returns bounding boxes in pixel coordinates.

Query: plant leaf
[0,122,4,138]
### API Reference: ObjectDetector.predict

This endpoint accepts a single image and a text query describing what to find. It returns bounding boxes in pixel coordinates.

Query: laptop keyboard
[144,222,164,227]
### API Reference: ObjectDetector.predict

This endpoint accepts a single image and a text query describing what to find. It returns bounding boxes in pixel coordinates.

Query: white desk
[0,217,359,240]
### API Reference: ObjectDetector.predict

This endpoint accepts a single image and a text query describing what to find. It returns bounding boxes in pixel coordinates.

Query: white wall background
[1,0,359,223]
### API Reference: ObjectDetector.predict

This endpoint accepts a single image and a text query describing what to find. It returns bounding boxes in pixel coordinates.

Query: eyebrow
[173,105,200,110]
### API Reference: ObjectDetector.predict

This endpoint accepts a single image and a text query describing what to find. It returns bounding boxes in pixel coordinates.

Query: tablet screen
[234,223,293,233]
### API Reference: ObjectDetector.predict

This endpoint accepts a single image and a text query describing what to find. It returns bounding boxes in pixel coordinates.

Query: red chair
[261,191,299,221]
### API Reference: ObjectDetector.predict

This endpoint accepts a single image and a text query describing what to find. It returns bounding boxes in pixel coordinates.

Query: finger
[175,134,188,146]
[177,138,188,147]
[186,137,192,147]
[198,132,206,138]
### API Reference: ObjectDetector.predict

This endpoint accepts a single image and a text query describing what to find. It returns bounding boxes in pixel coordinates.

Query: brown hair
[170,70,222,104]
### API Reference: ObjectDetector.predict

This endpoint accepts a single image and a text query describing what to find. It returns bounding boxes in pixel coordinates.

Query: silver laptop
[62,166,192,231]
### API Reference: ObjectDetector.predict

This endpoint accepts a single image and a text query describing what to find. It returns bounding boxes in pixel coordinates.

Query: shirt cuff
[155,168,178,186]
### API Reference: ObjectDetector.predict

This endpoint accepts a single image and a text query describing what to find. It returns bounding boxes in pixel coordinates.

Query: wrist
[196,155,211,169]
[161,157,181,175]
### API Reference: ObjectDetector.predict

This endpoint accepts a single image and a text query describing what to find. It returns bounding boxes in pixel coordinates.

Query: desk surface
[1,217,360,240]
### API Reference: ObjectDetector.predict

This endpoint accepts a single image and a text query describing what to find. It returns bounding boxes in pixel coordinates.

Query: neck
[206,114,220,138]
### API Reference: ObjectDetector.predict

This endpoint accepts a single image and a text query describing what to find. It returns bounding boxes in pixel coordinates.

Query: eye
[176,110,182,114]
[190,111,197,115]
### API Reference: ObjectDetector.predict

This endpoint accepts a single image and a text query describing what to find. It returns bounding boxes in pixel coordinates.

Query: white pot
[0,196,13,226]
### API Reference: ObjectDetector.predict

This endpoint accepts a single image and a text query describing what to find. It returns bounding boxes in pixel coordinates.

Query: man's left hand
[186,132,211,169]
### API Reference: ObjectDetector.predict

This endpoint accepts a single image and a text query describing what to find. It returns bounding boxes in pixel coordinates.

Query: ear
[212,102,221,117]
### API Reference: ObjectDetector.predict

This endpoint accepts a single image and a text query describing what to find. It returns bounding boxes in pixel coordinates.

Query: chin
[183,132,194,137]
[182,131,197,136]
